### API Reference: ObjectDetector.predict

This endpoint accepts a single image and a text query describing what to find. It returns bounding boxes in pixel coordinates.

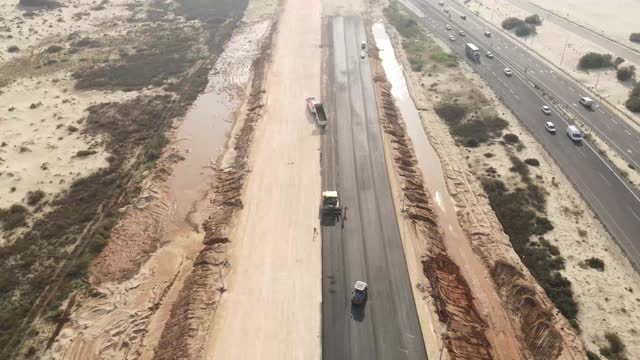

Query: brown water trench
[372,23,467,249]
[167,72,237,225]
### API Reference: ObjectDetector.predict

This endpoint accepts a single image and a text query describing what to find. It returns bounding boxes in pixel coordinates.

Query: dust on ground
[386,0,640,358]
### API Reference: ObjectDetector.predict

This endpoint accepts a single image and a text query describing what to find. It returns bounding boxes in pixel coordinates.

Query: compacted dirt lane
[202,0,323,358]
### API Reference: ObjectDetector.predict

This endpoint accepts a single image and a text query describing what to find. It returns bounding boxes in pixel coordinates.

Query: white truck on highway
[465,43,480,63]
[579,96,596,109]
[567,125,583,142]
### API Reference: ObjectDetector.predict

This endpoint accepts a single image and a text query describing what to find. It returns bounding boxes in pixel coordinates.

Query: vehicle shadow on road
[351,303,366,322]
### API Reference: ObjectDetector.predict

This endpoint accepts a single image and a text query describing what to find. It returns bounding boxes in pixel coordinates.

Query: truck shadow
[351,302,366,322]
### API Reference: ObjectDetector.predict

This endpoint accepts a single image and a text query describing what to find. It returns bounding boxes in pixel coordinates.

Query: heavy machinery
[320,191,341,224]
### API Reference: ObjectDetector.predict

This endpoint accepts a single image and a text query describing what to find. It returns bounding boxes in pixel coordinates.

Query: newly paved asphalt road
[406,0,640,269]
[320,16,427,360]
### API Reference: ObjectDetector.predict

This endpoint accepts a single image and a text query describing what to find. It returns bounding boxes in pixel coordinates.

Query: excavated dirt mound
[374,69,494,359]
[151,23,275,360]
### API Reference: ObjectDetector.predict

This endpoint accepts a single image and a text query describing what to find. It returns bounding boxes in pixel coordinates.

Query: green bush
[502,17,524,30]
[482,177,577,320]
[515,23,535,37]
[585,257,605,271]
[7,45,19,53]
[45,45,64,53]
[630,33,640,44]
[503,133,520,144]
[0,204,29,231]
[26,190,45,206]
[626,83,640,112]
[616,65,635,81]
[524,158,540,167]
[578,52,613,69]
[434,103,468,125]
[524,14,542,25]
[613,57,625,67]
[599,332,627,360]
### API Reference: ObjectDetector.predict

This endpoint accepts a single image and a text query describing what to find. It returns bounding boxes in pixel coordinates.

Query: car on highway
[360,51,366,59]
[460,14,467,20]
[459,31,466,36]
[484,31,491,37]
[545,121,557,133]
[351,281,368,305]
[438,1,444,5]
[361,41,366,50]
[503,68,513,76]
[449,35,456,41]
[445,24,452,30]
[579,96,595,109]
[444,8,450,14]
[541,105,552,115]
[486,51,494,59]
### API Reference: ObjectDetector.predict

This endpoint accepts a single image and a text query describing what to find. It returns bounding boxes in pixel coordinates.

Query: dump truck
[305,97,328,127]
[465,43,480,63]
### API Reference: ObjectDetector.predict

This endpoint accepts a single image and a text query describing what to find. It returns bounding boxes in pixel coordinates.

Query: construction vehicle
[305,97,328,127]
[320,191,341,224]
[351,281,368,305]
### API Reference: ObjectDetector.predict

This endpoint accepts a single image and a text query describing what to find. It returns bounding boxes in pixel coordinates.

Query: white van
[567,125,583,142]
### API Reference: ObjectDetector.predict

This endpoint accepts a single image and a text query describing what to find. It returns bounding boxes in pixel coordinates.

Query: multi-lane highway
[320,16,427,360]
[405,0,640,269]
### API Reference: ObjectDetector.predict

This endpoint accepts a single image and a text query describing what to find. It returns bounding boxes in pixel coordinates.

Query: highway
[320,16,427,360]
[405,0,640,269]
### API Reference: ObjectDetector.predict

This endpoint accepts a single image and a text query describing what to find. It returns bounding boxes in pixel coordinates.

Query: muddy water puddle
[372,23,466,246]
[168,79,236,225]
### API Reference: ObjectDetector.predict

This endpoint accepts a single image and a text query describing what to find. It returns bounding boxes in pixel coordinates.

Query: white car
[579,96,595,108]
[444,8,450,13]
[545,121,557,133]
[360,51,366,59]
[484,31,491,37]
[503,68,513,76]
[459,31,466,37]
[438,1,444,5]
[449,35,456,41]
[445,24,452,30]
[486,52,494,59]
[541,105,552,115]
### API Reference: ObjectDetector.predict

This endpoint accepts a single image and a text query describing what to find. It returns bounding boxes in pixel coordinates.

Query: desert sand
[42,0,279,357]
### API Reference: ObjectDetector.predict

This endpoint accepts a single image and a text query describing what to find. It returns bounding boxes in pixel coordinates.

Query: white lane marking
[631,208,640,222]
[598,108,605,114]
[611,118,619,125]
[625,129,633,136]
[515,95,520,100]
[628,149,633,154]
[599,172,611,185]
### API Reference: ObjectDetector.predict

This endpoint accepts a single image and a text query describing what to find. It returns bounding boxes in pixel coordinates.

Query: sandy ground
[526,0,640,50]
[460,0,640,137]
[0,0,133,63]
[202,0,324,358]
[0,74,130,244]
[42,0,277,357]
[385,1,640,356]
[0,0,138,246]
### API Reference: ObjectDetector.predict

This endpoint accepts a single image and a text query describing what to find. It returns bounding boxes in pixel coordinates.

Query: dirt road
[202,0,323,358]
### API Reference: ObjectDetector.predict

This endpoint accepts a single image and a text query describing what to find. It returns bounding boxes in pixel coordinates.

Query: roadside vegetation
[501,16,538,37]
[599,332,628,360]
[626,83,640,113]
[578,52,613,70]
[616,65,636,82]
[630,33,640,44]
[384,2,457,71]
[434,102,508,147]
